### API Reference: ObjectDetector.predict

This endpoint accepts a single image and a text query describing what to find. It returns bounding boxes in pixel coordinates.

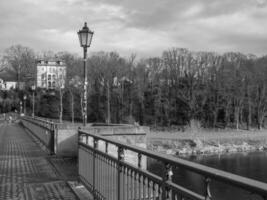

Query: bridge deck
[0,122,89,200]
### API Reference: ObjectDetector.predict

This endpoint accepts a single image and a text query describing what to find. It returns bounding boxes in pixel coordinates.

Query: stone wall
[87,125,149,169]
[56,129,78,156]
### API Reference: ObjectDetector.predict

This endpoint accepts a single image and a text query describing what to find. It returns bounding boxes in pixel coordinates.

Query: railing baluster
[123,166,125,200]
[153,183,158,200]
[118,146,124,200]
[112,160,115,200]
[143,175,146,200]
[131,170,134,199]
[102,154,104,198]
[138,174,142,200]
[162,163,173,200]
[104,142,109,198]
[159,185,162,200]
[124,166,127,200]
[128,168,131,200]
[95,154,98,198]
[115,161,118,200]
[102,155,104,198]
[90,149,94,190]
[134,171,138,199]
[205,177,212,200]
[99,154,102,197]
[108,159,112,200]
[93,138,98,199]
[148,179,151,200]
[137,153,142,200]
[110,159,113,199]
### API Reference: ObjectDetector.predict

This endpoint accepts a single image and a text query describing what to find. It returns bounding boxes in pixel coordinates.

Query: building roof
[37,59,66,67]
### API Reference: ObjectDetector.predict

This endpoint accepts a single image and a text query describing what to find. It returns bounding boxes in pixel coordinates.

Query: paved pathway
[0,123,79,200]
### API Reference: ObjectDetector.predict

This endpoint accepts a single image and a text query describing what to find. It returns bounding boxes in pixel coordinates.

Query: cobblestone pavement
[0,123,79,200]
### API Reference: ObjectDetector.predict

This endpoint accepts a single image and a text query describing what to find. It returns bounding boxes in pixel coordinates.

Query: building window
[41,73,46,80]
[48,75,51,80]
[48,82,52,88]
[52,81,56,88]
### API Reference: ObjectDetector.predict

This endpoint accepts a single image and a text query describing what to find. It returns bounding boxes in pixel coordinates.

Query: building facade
[0,78,25,90]
[36,60,66,89]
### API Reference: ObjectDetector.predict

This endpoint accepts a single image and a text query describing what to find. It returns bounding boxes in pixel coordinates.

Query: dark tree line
[1,45,267,129]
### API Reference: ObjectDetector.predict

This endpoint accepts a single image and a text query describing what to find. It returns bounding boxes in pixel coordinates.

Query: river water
[147,151,267,200]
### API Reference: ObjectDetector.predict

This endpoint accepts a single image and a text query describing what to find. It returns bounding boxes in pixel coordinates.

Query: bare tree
[3,45,36,88]
[54,67,66,123]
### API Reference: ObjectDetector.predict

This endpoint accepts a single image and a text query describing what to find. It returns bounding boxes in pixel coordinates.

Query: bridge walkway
[0,122,89,200]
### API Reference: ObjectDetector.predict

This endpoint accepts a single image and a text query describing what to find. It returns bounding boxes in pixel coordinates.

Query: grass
[148,127,267,141]
[147,128,267,155]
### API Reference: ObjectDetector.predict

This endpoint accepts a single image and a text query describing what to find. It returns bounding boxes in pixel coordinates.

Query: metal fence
[78,129,267,200]
[21,116,57,154]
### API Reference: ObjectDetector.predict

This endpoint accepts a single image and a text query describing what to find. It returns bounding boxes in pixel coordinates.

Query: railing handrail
[79,129,267,197]
[25,116,61,125]
[22,116,78,129]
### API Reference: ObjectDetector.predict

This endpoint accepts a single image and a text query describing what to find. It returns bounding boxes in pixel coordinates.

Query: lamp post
[77,22,94,126]
[31,85,36,117]
[23,95,27,115]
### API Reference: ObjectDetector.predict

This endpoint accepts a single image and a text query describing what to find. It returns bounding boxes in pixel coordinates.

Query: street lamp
[77,22,94,126]
[23,95,27,115]
[31,85,36,117]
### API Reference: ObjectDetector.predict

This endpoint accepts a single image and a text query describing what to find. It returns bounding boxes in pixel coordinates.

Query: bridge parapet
[20,116,78,156]
[78,129,267,200]
[20,116,148,159]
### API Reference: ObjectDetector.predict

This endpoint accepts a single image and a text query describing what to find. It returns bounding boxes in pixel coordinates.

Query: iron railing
[21,116,57,154]
[78,129,267,200]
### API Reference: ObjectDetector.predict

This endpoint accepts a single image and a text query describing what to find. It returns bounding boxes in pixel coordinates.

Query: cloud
[0,0,267,57]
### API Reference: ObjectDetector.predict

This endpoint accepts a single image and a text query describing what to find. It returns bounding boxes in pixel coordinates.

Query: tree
[57,52,83,123]
[68,75,83,123]
[54,67,66,123]
[253,56,267,129]
[89,52,127,123]
[3,45,36,88]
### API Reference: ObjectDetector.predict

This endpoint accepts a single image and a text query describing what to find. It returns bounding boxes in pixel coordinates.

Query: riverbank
[147,128,267,156]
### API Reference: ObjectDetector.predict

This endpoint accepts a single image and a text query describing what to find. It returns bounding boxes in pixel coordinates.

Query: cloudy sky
[0,0,267,57]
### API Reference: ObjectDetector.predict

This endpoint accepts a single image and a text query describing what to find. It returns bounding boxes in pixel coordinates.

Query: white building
[36,59,66,89]
[0,79,24,90]
[0,79,5,90]
[5,82,17,90]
